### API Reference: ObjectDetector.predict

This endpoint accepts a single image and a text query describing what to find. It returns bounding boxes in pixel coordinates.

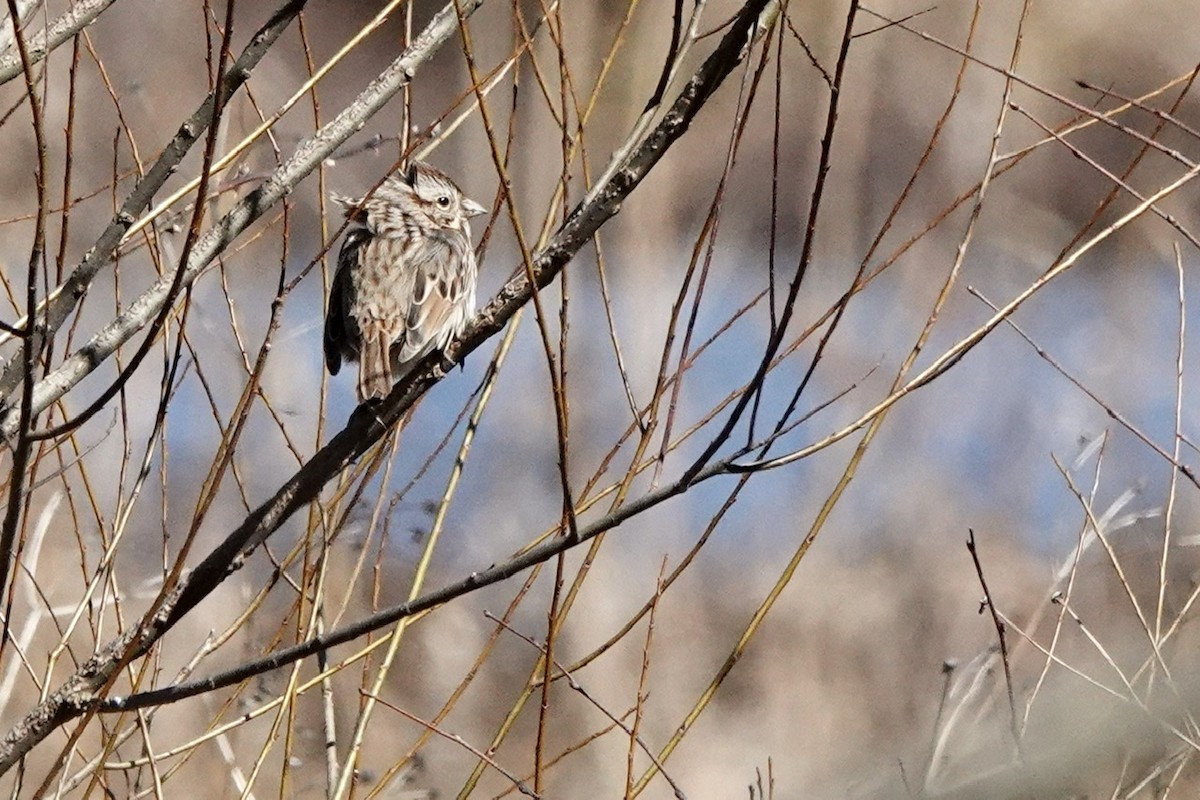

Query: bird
[323,161,487,401]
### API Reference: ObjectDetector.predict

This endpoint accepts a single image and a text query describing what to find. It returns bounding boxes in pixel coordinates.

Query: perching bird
[323,162,487,401]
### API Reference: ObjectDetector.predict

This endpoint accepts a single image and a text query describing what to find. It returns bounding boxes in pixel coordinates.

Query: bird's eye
[436,195,451,208]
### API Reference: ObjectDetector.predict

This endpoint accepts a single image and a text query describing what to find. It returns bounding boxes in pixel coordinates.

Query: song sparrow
[324,162,487,401]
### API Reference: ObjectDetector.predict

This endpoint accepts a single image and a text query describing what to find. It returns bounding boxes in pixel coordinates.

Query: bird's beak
[463,198,488,218]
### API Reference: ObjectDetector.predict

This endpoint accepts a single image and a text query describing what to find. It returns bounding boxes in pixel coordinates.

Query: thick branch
[0,0,115,85]
[0,0,39,59]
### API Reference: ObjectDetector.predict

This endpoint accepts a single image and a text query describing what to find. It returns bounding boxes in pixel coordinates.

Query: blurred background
[3,0,1200,797]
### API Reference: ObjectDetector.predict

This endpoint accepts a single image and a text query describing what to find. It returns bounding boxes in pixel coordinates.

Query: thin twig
[965,529,1022,760]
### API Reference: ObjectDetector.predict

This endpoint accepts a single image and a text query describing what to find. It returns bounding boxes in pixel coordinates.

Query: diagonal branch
[0,0,115,85]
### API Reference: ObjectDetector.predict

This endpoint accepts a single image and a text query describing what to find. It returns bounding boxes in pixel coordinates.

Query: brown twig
[965,529,1022,761]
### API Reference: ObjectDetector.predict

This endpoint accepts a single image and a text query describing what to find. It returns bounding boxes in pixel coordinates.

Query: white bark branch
[0,0,116,84]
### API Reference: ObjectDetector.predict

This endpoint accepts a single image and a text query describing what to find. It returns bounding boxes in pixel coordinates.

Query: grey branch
[0,0,116,85]
[0,0,41,59]
[0,0,487,436]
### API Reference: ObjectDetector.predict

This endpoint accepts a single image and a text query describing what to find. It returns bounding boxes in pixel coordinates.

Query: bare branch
[0,0,115,85]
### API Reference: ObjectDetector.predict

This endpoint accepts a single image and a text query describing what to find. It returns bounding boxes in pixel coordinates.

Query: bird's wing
[395,234,475,365]
[323,227,370,376]
[350,234,413,400]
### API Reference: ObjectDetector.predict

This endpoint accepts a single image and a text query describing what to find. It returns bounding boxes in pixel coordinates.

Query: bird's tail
[357,334,393,401]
